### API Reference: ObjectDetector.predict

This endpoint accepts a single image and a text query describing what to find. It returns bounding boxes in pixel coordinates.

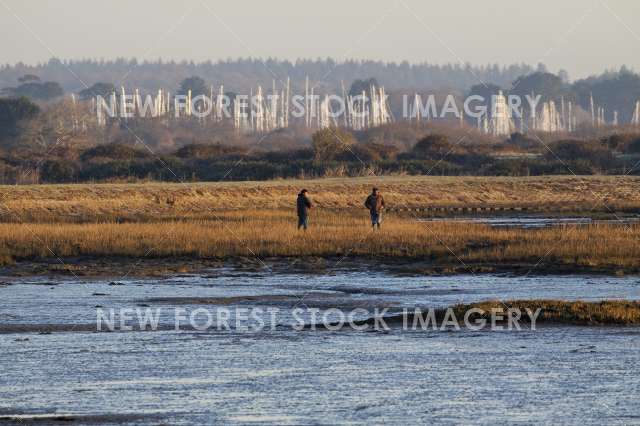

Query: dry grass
[1,175,640,223]
[1,209,639,271]
[1,176,639,272]
[457,300,640,325]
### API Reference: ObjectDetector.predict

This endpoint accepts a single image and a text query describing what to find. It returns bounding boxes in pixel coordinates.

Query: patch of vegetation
[456,300,640,326]
[0,203,640,274]
[2,69,640,183]
[1,75,63,101]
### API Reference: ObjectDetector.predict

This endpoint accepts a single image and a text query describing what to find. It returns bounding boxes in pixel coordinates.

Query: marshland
[1,175,639,275]
[4,4,640,421]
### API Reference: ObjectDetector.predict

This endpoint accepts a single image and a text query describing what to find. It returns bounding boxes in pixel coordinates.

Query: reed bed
[1,209,639,270]
[1,175,639,223]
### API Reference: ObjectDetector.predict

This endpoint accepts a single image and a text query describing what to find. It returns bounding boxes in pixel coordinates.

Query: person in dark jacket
[296,189,312,230]
[364,187,385,229]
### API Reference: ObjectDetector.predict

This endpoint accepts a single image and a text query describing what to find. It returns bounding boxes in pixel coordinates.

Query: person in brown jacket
[364,187,385,229]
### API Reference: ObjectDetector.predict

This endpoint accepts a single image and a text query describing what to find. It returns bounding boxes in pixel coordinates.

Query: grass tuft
[455,300,640,325]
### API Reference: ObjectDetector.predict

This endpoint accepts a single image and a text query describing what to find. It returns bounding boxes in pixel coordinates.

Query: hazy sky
[1,0,638,80]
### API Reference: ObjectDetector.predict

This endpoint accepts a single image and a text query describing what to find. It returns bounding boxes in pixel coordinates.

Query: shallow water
[1,272,639,424]
[420,216,640,228]
[2,273,639,326]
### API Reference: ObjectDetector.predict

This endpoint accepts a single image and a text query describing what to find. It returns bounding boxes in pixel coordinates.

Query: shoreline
[2,300,639,333]
[1,255,637,279]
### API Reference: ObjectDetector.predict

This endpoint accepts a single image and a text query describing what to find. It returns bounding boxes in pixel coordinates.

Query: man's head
[300,189,308,195]
[372,187,378,195]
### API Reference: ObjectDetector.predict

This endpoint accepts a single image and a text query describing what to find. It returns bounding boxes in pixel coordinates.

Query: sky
[0,0,638,80]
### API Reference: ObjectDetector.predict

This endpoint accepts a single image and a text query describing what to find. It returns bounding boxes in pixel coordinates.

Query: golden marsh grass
[1,209,639,271]
[1,175,639,223]
[458,300,640,325]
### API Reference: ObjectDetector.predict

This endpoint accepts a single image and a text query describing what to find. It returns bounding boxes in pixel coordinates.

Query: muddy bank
[4,299,640,335]
[0,323,179,334]
[0,412,163,424]
[356,300,640,327]
[0,255,636,278]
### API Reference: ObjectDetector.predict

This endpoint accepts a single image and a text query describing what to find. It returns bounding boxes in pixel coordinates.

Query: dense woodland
[1,93,640,184]
[2,59,640,121]
[2,59,640,184]
[0,58,538,94]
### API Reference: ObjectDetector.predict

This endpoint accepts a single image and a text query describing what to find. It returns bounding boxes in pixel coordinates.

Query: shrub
[625,137,640,154]
[80,144,150,162]
[259,148,314,162]
[311,127,357,162]
[0,97,40,140]
[335,144,382,162]
[600,134,636,151]
[175,143,247,160]
[40,160,77,183]
[411,134,465,160]
[506,132,539,150]
[365,142,399,160]
[545,139,616,170]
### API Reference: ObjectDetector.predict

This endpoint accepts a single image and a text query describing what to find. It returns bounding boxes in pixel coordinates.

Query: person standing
[296,189,312,230]
[364,187,385,229]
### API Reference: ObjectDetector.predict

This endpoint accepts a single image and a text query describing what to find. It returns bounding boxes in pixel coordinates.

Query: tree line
[1,94,640,184]
[1,57,536,94]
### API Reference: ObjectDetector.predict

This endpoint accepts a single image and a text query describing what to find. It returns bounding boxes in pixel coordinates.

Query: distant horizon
[1,0,638,81]
[2,56,637,83]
